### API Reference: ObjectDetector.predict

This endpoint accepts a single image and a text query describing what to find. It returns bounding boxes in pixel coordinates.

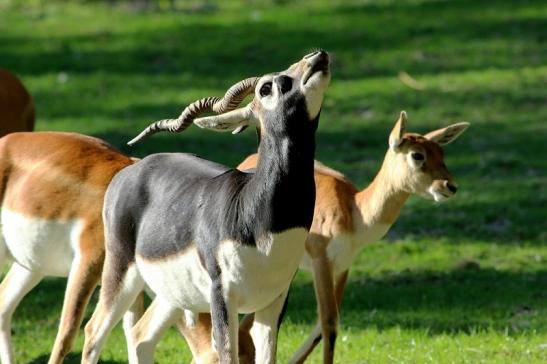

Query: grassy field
[1,0,546,362]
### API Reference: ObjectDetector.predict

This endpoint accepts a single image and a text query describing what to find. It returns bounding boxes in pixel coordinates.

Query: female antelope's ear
[194,105,256,134]
[389,111,408,151]
[424,122,470,145]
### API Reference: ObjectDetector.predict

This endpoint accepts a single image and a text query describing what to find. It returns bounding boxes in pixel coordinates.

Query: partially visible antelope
[0,69,35,136]
[178,111,470,364]
[0,132,137,364]
[81,50,331,364]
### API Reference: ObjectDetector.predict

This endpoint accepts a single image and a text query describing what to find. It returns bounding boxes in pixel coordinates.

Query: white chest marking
[136,227,308,313]
[218,227,307,312]
[0,209,83,276]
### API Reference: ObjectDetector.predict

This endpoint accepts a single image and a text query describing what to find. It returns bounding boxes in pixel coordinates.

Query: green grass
[1,0,546,362]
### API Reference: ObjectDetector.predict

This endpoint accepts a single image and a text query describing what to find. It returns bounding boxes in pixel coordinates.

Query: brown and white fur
[0,132,137,363]
[0,69,35,136]
[179,111,469,364]
[81,50,331,364]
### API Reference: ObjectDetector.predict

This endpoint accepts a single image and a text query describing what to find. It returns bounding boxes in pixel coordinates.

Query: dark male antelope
[81,50,331,364]
[180,112,470,364]
[0,71,271,363]
[0,69,35,136]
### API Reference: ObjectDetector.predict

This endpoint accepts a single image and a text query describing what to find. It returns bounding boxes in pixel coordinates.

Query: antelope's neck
[250,128,316,232]
[354,159,410,230]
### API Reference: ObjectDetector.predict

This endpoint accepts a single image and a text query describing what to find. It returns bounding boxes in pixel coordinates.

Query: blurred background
[1,0,546,362]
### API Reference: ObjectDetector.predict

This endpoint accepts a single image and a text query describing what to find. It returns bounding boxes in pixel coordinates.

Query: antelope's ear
[194,105,255,133]
[389,111,408,151]
[424,122,470,145]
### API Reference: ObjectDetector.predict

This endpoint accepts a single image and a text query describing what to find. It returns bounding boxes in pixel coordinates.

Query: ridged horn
[127,77,260,145]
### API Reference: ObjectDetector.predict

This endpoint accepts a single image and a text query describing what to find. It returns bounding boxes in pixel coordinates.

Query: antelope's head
[127,50,330,145]
[387,111,469,202]
[194,50,331,134]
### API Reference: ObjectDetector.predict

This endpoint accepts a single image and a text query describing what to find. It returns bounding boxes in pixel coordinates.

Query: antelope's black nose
[446,182,458,194]
[275,75,293,94]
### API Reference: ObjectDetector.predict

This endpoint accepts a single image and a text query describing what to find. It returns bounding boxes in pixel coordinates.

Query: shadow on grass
[287,266,547,335]
[1,0,544,82]
[27,353,123,364]
[14,265,547,340]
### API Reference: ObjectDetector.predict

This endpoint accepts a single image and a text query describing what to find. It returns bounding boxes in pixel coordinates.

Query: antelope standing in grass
[81,50,331,364]
[0,69,35,136]
[0,70,275,363]
[179,111,470,364]
[0,132,136,364]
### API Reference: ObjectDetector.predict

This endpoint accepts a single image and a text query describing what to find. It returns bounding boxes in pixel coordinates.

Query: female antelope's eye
[259,82,272,97]
[411,152,425,161]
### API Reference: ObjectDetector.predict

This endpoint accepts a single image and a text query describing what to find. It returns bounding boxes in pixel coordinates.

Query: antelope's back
[0,132,133,220]
[102,153,236,260]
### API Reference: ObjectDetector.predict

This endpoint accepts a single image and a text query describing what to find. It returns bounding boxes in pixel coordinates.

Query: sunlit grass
[1,0,546,362]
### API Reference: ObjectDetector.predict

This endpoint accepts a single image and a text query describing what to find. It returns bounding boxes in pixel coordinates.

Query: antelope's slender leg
[0,263,43,364]
[179,313,220,364]
[237,313,256,364]
[82,264,145,364]
[48,252,102,364]
[334,270,349,310]
[124,292,145,359]
[183,312,257,364]
[129,296,182,364]
[290,234,337,364]
[250,289,289,364]
[289,266,349,364]
[210,280,239,364]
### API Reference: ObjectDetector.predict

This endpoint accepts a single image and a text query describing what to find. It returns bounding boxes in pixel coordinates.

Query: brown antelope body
[179,112,469,364]
[0,132,135,364]
[0,69,35,136]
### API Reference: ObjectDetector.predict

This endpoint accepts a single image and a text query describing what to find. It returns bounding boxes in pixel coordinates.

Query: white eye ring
[259,82,272,97]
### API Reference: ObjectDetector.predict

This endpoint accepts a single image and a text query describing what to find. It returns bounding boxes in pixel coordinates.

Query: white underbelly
[0,209,81,276]
[137,248,212,312]
[137,227,308,313]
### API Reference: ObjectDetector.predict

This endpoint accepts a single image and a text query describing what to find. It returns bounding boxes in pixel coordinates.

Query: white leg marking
[82,265,145,364]
[129,297,183,364]
[0,262,43,364]
[250,289,289,364]
[124,292,145,361]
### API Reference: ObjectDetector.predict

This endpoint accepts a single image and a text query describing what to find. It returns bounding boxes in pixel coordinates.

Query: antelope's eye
[259,82,272,97]
[411,152,425,161]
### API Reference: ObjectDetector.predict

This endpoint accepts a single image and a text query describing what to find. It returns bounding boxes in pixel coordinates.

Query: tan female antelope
[81,50,331,364]
[0,69,35,136]
[0,132,138,364]
[179,111,469,364]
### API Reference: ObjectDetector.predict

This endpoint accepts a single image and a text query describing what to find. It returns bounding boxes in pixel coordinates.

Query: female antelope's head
[387,111,469,202]
[127,51,330,145]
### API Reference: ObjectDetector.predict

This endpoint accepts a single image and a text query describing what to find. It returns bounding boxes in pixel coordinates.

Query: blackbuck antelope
[0,69,35,136]
[179,112,470,364]
[81,50,331,364]
[0,132,135,364]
